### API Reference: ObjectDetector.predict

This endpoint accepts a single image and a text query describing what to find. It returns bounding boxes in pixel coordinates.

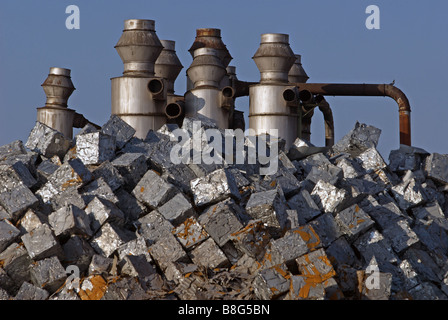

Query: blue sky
[1,0,447,158]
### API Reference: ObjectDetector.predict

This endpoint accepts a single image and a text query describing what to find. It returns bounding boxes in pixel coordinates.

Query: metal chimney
[249,33,300,149]
[288,54,309,84]
[155,40,183,95]
[111,19,168,139]
[36,67,76,139]
[184,47,233,129]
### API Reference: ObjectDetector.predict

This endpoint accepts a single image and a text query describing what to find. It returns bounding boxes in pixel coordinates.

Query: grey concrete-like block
[199,198,244,247]
[189,238,230,269]
[21,224,63,260]
[85,197,125,233]
[119,254,156,278]
[48,204,92,238]
[306,163,343,186]
[0,219,20,253]
[161,163,198,194]
[116,236,152,263]
[14,281,49,300]
[0,140,27,160]
[76,132,116,165]
[25,122,72,159]
[90,222,136,257]
[326,237,357,268]
[310,180,347,214]
[190,168,240,207]
[0,164,39,222]
[389,145,429,173]
[381,219,419,254]
[101,115,136,150]
[270,228,309,266]
[30,256,67,294]
[230,221,271,261]
[353,229,399,268]
[132,170,177,209]
[297,153,331,176]
[335,157,363,179]
[157,193,195,226]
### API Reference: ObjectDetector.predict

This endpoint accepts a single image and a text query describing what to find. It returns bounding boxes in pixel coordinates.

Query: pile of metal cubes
[1,115,448,300]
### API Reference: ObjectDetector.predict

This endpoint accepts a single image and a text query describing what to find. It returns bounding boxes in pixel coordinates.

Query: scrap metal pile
[1,115,448,300]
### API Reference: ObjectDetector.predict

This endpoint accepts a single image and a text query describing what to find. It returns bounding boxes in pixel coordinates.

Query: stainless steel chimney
[36,67,76,139]
[184,48,233,128]
[111,19,167,139]
[249,34,300,149]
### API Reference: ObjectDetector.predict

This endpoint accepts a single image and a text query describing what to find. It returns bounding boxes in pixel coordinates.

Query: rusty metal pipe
[291,83,412,146]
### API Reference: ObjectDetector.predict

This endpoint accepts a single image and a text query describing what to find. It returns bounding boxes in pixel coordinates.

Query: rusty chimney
[111,19,168,139]
[36,67,76,139]
[249,33,300,149]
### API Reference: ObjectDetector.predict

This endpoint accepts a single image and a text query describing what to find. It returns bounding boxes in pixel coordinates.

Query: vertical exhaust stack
[185,46,233,129]
[249,33,299,149]
[111,19,168,139]
[155,40,185,125]
[37,67,76,139]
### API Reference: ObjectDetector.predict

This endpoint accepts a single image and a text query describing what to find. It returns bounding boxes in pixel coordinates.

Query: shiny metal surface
[155,40,183,94]
[185,87,230,129]
[114,19,163,76]
[252,33,296,84]
[187,48,227,88]
[36,106,75,139]
[249,84,300,149]
[288,55,309,83]
[111,76,166,138]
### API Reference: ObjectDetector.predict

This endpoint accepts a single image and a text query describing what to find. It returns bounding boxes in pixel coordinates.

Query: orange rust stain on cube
[78,275,107,300]
[140,186,145,193]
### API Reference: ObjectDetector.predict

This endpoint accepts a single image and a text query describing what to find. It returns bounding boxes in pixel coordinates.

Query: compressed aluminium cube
[21,224,63,260]
[173,217,209,249]
[92,161,125,191]
[287,190,321,225]
[48,204,93,238]
[76,132,116,165]
[356,147,387,172]
[85,197,125,233]
[391,171,426,210]
[253,264,291,300]
[132,170,177,209]
[63,235,96,273]
[112,153,148,191]
[137,210,174,246]
[148,234,189,271]
[36,158,93,204]
[190,168,241,207]
[308,213,343,248]
[90,222,136,257]
[25,122,72,159]
[245,188,289,234]
[311,180,347,214]
[0,219,20,252]
[189,238,230,269]
[157,193,195,226]
[0,243,32,286]
[331,122,381,157]
[80,177,119,205]
[424,153,448,185]
[15,281,49,300]
[30,256,67,294]
[100,115,136,150]
[0,164,39,222]
[199,198,244,247]
[296,248,336,282]
[334,204,375,241]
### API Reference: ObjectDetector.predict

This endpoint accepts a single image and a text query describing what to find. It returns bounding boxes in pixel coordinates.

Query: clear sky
[1,0,447,158]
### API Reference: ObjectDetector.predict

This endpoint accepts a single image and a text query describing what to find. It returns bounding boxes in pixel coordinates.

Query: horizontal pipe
[234,79,257,98]
[292,83,411,146]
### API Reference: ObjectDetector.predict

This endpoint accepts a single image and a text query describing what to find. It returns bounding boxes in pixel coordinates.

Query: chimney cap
[124,19,155,31]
